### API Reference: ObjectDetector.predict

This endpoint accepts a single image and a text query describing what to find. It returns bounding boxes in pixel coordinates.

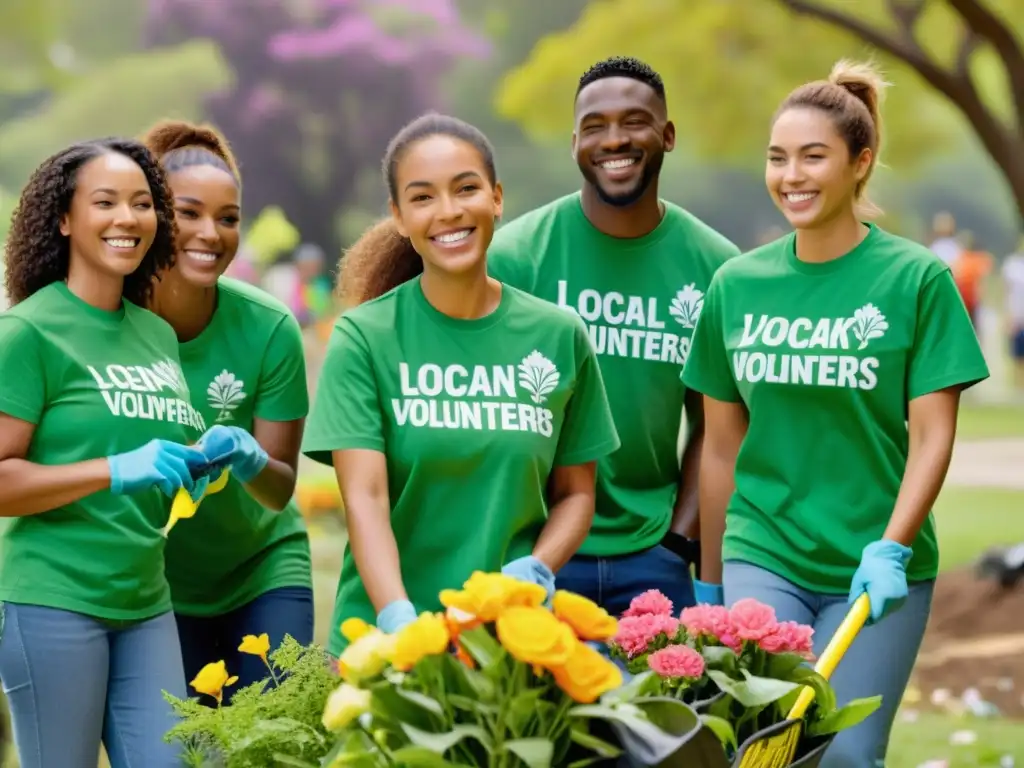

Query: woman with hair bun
[142,120,313,702]
[682,60,989,764]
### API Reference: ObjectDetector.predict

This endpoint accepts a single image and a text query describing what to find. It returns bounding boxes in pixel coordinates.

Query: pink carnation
[612,613,680,657]
[759,621,815,658]
[729,598,779,642]
[648,645,706,680]
[679,604,732,639]
[622,589,674,618]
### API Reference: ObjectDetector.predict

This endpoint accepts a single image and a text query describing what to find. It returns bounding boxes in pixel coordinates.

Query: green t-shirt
[302,278,620,654]
[165,278,312,616]
[682,225,990,593]
[0,282,207,620]
[487,192,739,556]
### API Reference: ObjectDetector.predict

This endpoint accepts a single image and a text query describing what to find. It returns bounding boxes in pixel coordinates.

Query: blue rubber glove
[502,555,556,600]
[694,580,725,606]
[849,539,913,625]
[108,439,207,497]
[377,600,418,634]
[197,425,269,484]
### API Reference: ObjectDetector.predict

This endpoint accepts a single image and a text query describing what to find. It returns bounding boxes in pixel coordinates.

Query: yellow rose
[390,612,451,671]
[552,591,618,641]
[322,683,372,731]
[551,641,623,704]
[341,617,374,643]
[238,633,271,661]
[190,660,238,705]
[439,571,546,622]
[338,630,395,682]
[496,606,576,668]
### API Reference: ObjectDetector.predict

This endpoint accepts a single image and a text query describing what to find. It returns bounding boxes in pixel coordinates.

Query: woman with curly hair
[0,138,211,767]
[141,120,313,702]
[302,113,620,656]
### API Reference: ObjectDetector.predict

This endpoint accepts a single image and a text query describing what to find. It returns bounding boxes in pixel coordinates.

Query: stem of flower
[359,722,395,767]
[263,657,281,687]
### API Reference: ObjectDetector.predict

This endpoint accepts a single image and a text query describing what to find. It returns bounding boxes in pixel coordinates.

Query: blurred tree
[498,0,1024,226]
[146,0,490,257]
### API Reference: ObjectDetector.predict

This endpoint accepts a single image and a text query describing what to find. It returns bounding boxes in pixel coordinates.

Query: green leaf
[806,696,883,737]
[446,694,498,715]
[600,670,661,704]
[701,646,739,675]
[764,652,809,679]
[396,689,445,717]
[390,746,465,767]
[446,654,497,702]
[370,684,442,730]
[502,738,554,768]
[568,728,624,758]
[699,714,737,752]
[271,755,318,767]
[400,723,494,754]
[706,670,800,709]
[784,666,837,714]
[457,627,505,671]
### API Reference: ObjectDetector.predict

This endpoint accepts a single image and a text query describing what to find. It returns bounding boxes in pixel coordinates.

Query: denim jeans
[0,602,186,768]
[175,586,314,705]
[723,561,934,768]
[556,544,696,618]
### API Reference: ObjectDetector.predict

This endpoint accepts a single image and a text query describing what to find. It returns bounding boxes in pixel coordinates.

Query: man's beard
[580,151,664,208]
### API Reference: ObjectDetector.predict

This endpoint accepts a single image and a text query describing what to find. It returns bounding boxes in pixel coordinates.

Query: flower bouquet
[608,590,882,766]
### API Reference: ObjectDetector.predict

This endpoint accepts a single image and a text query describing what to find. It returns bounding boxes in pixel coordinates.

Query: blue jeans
[724,561,934,768]
[175,586,314,705]
[556,544,696,617]
[0,602,186,768]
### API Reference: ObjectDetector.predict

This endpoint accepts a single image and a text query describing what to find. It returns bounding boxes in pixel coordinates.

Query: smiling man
[487,56,740,617]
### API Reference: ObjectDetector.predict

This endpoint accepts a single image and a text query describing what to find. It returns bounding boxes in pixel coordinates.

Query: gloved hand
[502,555,556,600]
[197,425,269,483]
[848,539,913,625]
[108,439,207,497]
[694,580,724,606]
[377,599,418,634]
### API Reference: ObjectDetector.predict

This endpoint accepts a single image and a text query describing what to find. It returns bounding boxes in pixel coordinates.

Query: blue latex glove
[108,439,207,497]
[502,555,556,600]
[197,425,269,484]
[694,580,725,606]
[377,599,418,634]
[849,539,912,625]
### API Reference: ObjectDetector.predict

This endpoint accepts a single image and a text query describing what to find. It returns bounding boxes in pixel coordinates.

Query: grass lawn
[958,402,1024,440]
[935,486,1024,570]
[889,712,1024,766]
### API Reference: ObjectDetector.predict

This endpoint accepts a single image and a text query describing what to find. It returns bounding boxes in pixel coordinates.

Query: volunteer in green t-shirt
[0,138,210,767]
[302,114,620,655]
[488,57,739,617]
[141,120,313,701]
[682,61,990,766]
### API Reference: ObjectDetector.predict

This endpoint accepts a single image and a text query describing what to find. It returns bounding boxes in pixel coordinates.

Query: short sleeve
[553,320,620,466]
[680,275,742,403]
[0,316,46,424]
[487,226,537,293]
[301,319,384,466]
[907,269,990,399]
[255,313,310,422]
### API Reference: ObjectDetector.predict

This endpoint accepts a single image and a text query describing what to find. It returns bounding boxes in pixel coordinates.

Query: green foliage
[164,636,339,768]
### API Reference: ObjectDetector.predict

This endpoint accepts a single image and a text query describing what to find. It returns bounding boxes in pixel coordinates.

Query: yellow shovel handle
[786,593,870,720]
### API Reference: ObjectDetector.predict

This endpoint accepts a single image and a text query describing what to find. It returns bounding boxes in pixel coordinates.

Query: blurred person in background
[488,56,739,617]
[0,138,208,767]
[143,120,314,703]
[951,230,994,331]
[683,60,989,766]
[302,113,620,655]
[1003,236,1024,392]
[928,210,961,266]
[293,243,334,327]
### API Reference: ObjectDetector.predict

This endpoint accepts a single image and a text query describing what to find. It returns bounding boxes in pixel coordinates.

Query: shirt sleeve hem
[681,374,743,404]
[0,396,41,424]
[908,368,991,400]
[302,436,385,465]
[254,405,310,423]
[554,436,621,467]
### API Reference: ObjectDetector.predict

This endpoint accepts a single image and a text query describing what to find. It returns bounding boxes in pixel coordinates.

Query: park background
[3,1,1024,765]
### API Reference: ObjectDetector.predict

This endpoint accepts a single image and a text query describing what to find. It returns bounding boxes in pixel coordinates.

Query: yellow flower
[551,641,623,704]
[552,591,618,641]
[337,630,396,683]
[439,571,546,623]
[190,660,239,705]
[341,617,374,643]
[390,612,451,671]
[322,683,372,731]
[496,606,576,669]
[238,633,271,661]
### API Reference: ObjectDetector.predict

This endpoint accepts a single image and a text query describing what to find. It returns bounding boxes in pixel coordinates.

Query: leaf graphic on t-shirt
[517,351,560,404]
[206,369,247,422]
[669,283,705,328]
[852,303,889,350]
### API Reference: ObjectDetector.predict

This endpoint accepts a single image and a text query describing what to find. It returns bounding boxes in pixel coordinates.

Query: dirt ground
[911,567,1024,717]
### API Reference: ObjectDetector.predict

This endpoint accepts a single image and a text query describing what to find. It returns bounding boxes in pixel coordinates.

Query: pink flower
[622,589,674,618]
[612,614,680,657]
[760,621,815,658]
[729,598,779,642]
[679,605,732,639]
[648,645,706,680]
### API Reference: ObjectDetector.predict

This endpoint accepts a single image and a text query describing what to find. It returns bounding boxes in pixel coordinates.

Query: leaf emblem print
[669,283,705,328]
[852,303,889,350]
[517,351,560,405]
[206,369,247,422]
